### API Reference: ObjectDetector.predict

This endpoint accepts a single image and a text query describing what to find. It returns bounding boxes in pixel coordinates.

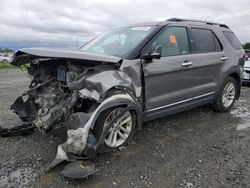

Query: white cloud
[0,0,250,48]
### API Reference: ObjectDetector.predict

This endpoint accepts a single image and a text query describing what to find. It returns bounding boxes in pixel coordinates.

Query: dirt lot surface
[0,69,250,188]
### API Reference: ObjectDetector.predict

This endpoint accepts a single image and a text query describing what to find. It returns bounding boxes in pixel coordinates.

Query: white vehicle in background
[243,56,250,83]
[0,54,12,63]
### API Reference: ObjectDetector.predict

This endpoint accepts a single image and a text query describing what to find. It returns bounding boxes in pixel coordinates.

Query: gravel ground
[0,69,250,188]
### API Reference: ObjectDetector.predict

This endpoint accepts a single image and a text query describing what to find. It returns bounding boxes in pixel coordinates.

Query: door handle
[220,56,228,61]
[182,61,193,67]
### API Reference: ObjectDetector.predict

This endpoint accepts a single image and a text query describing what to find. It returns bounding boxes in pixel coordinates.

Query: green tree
[0,48,14,53]
[242,42,250,50]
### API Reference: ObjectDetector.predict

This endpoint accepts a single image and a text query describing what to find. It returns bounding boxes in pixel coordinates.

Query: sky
[0,0,250,49]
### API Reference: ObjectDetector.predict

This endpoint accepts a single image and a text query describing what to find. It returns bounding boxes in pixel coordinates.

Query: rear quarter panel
[210,27,244,94]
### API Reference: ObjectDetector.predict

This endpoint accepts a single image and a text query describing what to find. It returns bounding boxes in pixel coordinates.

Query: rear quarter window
[223,31,242,50]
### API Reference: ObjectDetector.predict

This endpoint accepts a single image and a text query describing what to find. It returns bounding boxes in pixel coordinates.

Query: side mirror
[142,45,162,60]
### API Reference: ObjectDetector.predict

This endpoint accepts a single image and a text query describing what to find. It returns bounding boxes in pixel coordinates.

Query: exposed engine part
[34,83,67,130]
[10,60,106,131]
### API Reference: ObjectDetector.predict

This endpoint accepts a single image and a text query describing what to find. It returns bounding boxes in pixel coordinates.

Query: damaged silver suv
[7,18,245,163]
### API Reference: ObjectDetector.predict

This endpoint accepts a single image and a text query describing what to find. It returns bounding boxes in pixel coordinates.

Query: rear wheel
[2,60,8,63]
[212,77,237,112]
[94,107,136,149]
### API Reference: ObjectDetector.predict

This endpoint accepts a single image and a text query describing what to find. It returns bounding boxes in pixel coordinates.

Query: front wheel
[212,77,238,112]
[94,107,136,149]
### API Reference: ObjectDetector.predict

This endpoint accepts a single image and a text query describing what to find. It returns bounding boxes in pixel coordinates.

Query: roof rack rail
[167,18,229,29]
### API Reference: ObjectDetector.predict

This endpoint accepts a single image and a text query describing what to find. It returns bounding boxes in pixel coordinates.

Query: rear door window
[223,31,242,50]
[191,28,222,53]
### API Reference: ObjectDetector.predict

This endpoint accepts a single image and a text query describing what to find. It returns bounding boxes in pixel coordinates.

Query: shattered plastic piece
[47,126,90,170]
[79,88,100,101]
[64,127,90,155]
[46,145,69,172]
[83,132,97,158]
[10,95,37,121]
[67,112,90,130]
[0,122,35,137]
[61,161,98,179]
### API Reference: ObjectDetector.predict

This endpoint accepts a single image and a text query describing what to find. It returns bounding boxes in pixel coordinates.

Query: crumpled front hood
[11,47,122,65]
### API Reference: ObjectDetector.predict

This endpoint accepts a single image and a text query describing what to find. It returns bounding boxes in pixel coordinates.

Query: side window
[223,31,242,50]
[191,28,222,53]
[213,34,222,52]
[150,27,190,57]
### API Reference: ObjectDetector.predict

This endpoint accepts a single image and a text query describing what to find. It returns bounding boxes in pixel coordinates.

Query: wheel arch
[89,90,143,132]
[217,66,242,100]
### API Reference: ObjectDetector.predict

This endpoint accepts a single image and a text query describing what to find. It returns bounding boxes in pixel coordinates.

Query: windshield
[81,26,155,58]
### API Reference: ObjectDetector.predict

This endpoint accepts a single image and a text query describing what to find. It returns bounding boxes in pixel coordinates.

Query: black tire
[212,77,238,112]
[93,106,136,149]
[2,60,8,63]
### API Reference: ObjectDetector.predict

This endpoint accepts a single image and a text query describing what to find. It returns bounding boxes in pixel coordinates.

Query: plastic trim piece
[146,92,215,112]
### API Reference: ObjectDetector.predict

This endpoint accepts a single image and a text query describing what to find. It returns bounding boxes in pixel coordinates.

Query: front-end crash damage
[5,48,143,176]
[48,93,140,171]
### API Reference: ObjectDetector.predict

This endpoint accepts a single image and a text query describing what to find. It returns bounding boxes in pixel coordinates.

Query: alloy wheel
[222,82,236,108]
[104,108,133,148]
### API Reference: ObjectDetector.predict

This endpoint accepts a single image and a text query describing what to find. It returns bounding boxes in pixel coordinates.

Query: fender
[88,93,143,131]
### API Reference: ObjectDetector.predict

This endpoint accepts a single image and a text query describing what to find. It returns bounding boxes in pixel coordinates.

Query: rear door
[142,25,225,114]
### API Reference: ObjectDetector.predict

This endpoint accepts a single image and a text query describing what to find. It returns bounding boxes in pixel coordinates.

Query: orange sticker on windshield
[169,35,176,44]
